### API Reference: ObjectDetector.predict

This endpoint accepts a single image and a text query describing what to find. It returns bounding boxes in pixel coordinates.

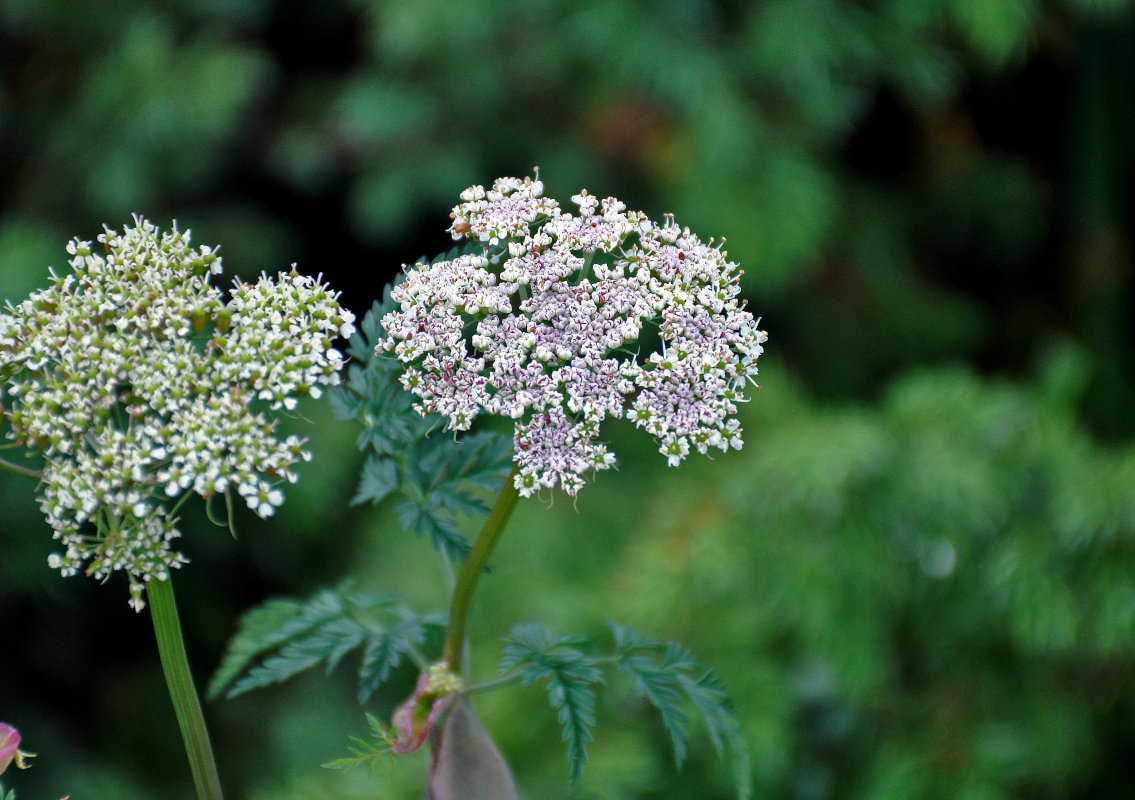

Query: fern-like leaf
[610,622,691,767]
[329,289,513,563]
[322,712,395,770]
[206,596,304,700]
[676,667,752,800]
[351,456,400,507]
[348,300,388,364]
[394,498,472,562]
[209,584,444,704]
[501,623,604,787]
[610,623,752,800]
[357,608,446,704]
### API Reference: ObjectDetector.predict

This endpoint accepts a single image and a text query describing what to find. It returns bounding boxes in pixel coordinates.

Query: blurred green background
[2,0,1135,797]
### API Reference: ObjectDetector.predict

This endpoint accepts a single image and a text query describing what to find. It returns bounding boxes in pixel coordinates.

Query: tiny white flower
[0,218,354,609]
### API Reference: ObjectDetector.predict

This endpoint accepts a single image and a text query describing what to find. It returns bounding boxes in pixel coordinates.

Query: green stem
[464,654,621,697]
[442,466,521,671]
[0,456,42,480]
[147,576,225,800]
[461,670,526,696]
[576,250,596,285]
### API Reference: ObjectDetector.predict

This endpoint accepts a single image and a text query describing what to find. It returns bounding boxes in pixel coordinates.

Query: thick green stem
[147,576,225,800]
[442,466,521,671]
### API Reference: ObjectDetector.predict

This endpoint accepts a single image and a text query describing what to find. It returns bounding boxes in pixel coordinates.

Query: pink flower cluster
[379,175,767,497]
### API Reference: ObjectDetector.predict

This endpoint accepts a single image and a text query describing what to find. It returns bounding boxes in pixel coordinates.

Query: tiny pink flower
[380,174,767,497]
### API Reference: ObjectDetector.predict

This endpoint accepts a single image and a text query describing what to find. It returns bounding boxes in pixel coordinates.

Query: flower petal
[0,722,20,775]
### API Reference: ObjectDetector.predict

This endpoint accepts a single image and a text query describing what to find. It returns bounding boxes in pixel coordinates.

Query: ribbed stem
[147,576,225,800]
[442,466,521,671]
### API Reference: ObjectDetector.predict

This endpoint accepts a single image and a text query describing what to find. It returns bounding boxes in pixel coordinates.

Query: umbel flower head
[0,217,355,610]
[379,174,767,497]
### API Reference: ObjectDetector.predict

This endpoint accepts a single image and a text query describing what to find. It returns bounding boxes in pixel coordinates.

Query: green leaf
[501,624,604,788]
[351,456,400,507]
[609,623,751,800]
[331,287,514,563]
[394,498,472,562]
[610,622,691,767]
[435,487,491,518]
[231,617,366,696]
[357,609,446,704]
[433,431,515,495]
[210,585,444,703]
[349,299,389,363]
[322,713,395,770]
[206,596,305,700]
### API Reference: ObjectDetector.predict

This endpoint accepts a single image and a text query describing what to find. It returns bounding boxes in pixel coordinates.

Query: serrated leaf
[677,666,752,800]
[435,486,491,518]
[351,456,400,507]
[322,713,397,770]
[406,435,452,493]
[230,619,363,696]
[430,432,513,498]
[609,623,751,800]
[321,757,361,771]
[394,499,472,561]
[356,611,444,704]
[358,634,400,705]
[676,669,731,755]
[327,381,362,423]
[610,622,690,767]
[455,433,515,491]
[335,283,514,561]
[550,668,600,788]
[349,299,389,363]
[212,585,443,706]
[501,624,603,787]
[206,597,304,700]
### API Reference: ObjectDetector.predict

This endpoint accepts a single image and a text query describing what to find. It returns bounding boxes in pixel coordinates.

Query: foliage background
[1,0,1135,797]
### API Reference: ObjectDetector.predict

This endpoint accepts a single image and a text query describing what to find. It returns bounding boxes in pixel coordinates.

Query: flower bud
[0,723,33,775]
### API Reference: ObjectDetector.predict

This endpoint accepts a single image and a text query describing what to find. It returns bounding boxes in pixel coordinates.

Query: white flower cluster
[0,217,355,610]
[379,175,767,497]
